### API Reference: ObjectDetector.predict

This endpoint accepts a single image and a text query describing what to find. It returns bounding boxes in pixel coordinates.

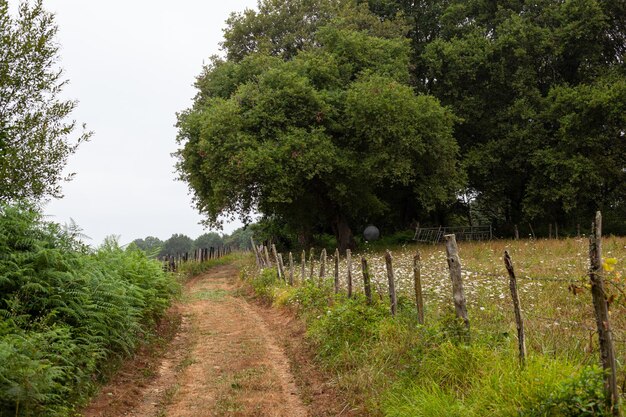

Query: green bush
[0,204,179,416]
[283,280,333,319]
[250,268,281,302]
[307,297,388,361]
[529,366,610,416]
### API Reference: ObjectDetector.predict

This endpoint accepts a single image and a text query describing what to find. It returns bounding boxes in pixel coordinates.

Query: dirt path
[83,265,317,417]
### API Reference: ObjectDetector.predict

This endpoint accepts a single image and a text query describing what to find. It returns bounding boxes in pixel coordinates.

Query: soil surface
[82,264,359,417]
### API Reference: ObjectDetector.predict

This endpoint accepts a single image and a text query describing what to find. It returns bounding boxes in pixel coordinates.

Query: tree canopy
[176,2,463,250]
[178,0,625,243]
[376,0,626,232]
[159,234,193,258]
[131,236,163,255]
[0,0,90,202]
[194,232,223,250]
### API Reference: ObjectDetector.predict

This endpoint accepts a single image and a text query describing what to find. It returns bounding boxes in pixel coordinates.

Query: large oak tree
[176,2,463,251]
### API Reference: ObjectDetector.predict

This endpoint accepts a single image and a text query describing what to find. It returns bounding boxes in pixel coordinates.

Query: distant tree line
[131,226,255,258]
[175,0,626,250]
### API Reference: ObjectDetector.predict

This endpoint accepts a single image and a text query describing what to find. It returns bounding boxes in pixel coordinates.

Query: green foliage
[223,226,254,250]
[307,296,389,362]
[222,0,344,61]
[530,366,610,417]
[177,1,463,250]
[393,0,626,231]
[194,232,223,250]
[131,236,163,256]
[0,0,91,202]
[0,204,179,416]
[159,233,193,257]
[282,279,335,318]
[249,268,281,302]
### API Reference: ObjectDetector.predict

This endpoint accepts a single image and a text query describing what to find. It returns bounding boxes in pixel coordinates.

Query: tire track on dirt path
[83,264,310,417]
[164,264,308,417]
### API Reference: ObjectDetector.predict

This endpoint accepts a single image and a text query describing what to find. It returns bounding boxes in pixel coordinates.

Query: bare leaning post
[444,234,469,331]
[504,251,526,367]
[385,251,397,316]
[413,250,424,325]
[589,211,619,416]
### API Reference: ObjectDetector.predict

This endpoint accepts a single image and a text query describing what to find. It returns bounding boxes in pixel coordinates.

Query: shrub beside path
[83,264,311,417]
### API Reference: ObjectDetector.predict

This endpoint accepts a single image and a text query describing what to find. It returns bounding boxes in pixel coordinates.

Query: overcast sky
[37,0,259,246]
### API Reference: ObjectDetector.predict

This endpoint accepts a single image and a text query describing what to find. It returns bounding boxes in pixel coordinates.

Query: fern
[0,203,180,416]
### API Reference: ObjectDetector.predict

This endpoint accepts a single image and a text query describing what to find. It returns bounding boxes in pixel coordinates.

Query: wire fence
[251,218,625,410]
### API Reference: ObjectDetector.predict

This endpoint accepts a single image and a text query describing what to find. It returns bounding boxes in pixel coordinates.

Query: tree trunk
[297,230,312,248]
[334,214,356,253]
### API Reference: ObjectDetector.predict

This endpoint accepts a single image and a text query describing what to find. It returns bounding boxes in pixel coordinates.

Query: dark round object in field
[363,225,380,241]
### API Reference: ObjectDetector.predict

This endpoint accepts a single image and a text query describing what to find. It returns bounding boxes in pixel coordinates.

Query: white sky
[36,0,259,246]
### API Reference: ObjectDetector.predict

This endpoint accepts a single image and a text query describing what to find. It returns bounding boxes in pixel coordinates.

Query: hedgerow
[0,204,179,416]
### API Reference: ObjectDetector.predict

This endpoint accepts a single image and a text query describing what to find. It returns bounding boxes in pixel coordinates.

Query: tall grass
[0,204,180,416]
[176,253,240,279]
[242,236,626,416]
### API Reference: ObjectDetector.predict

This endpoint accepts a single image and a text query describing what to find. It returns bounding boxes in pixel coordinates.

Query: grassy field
[244,236,626,416]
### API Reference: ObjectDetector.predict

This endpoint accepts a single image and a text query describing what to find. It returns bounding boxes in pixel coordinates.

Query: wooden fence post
[514,224,519,240]
[277,253,286,282]
[413,250,424,325]
[385,250,397,316]
[504,250,526,367]
[444,234,470,331]
[555,223,559,239]
[251,237,260,267]
[549,223,552,239]
[346,249,353,298]
[309,249,315,280]
[589,211,619,416]
[301,250,306,281]
[361,257,372,305]
[289,252,294,286]
[271,245,283,280]
[255,246,260,264]
[334,248,340,294]
[264,245,271,267]
[319,249,327,285]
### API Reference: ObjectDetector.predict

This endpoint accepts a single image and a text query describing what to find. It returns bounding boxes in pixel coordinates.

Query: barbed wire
[522,311,597,332]
[463,269,626,289]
